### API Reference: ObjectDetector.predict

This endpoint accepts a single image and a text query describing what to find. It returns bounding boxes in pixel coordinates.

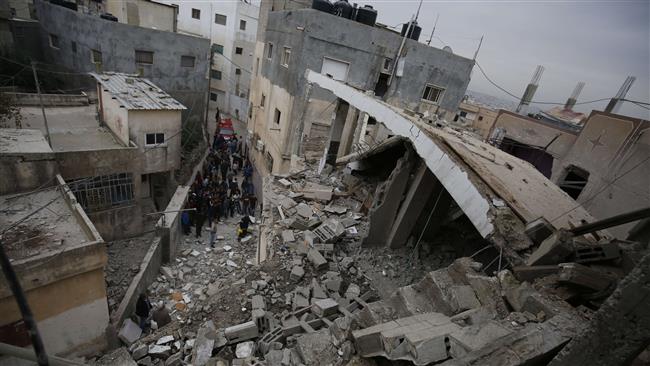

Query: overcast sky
[364,0,650,119]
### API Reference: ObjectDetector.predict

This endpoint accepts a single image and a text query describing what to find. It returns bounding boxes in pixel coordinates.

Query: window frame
[191,8,201,19]
[213,44,224,55]
[273,108,281,125]
[235,47,243,55]
[91,49,102,64]
[180,55,195,68]
[421,84,445,104]
[145,132,165,147]
[211,69,222,80]
[49,33,59,49]
[239,19,247,30]
[281,47,291,68]
[260,94,266,108]
[135,50,154,65]
[214,13,227,25]
[266,42,273,60]
[235,68,241,75]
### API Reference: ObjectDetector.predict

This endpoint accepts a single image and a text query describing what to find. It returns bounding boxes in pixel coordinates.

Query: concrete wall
[111,237,162,326]
[105,0,176,32]
[0,153,57,195]
[555,112,650,239]
[7,92,89,106]
[99,86,130,146]
[156,185,190,262]
[34,0,209,126]
[128,109,182,173]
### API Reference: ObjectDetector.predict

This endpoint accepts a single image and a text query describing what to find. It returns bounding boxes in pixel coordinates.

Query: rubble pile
[101,162,643,366]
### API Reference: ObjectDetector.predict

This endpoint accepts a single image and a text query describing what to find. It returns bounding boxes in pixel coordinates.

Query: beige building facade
[104,0,177,32]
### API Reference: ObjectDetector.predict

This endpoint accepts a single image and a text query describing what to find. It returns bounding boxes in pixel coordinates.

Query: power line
[474,61,613,107]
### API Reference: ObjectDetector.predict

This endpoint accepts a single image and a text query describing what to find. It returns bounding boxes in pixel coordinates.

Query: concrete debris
[312,218,346,243]
[307,248,328,270]
[290,265,304,281]
[95,347,137,366]
[235,341,256,358]
[295,329,338,365]
[301,182,334,202]
[225,321,259,343]
[118,319,142,345]
[192,321,216,366]
[281,230,295,243]
[312,298,339,317]
[148,344,172,358]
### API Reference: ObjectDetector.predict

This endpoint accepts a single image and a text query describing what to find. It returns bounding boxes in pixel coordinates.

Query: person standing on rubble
[195,198,206,239]
[208,218,218,248]
[135,292,151,331]
[238,215,252,240]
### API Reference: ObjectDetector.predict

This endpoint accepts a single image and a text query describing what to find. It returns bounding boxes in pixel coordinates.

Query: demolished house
[88,70,650,366]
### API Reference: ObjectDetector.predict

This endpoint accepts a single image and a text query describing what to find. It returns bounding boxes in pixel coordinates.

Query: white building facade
[157,0,259,120]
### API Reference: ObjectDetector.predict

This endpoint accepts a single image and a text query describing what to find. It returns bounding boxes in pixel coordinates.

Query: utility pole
[31,62,51,147]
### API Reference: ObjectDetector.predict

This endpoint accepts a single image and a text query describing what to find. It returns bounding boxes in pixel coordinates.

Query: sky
[364,0,650,119]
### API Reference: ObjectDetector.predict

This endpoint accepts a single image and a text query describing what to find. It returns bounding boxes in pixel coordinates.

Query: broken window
[235,47,243,55]
[267,43,273,60]
[240,19,246,30]
[191,8,200,19]
[180,55,195,68]
[145,133,165,146]
[274,108,281,125]
[135,50,153,65]
[558,166,590,200]
[281,47,291,67]
[215,13,227,25]
[422,84,444,103]
[49,33,59,49]
[68,173,135,212]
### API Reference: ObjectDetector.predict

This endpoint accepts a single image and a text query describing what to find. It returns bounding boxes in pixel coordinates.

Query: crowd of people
[181,113,257,248]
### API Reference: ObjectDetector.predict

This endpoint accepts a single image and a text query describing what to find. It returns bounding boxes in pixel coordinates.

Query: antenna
[426,14,439,45]
[516,65,545,114]
[415,0,423,21]
[473,35,483,60]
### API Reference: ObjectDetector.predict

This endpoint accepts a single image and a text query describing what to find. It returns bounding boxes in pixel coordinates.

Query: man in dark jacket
[135,292,151,330]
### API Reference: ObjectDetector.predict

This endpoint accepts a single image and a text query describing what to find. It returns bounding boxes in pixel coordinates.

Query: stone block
[352,321,399,356]
[558,262,613,292]
[225,321,259,343]
[132,344,148,360]
[290,266,304,281]
[235,341,256,358]
[165,352,182,366]
[192,321,216,366]
[148,345,171,359]
[449,285,481,313]
[252,295,266,310]
[311,279,327,299]
[312,298,339,317]
[512,265,560,282]
[281,230,295,243]
[118,319,142,345]
[307,248,328,270]
[526,231,574,266]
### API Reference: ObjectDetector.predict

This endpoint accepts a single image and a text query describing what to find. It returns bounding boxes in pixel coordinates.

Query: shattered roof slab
[306,70,601,252]
[91,72,186,111]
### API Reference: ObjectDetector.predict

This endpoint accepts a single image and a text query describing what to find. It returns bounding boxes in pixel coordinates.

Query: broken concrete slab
[302,183,334,202]
[307,248,328,270]
[95,347,137,366]
[131,344,148,360]
[558,262,614,292]
[252,295,266,310]
[118,319,142,345]
[281,230,295,243]
[295,329,338,365]
[192,321,216,366]
[526,231,574,266]
[148,345,172,359]
[290,266,305,281]
[235,341,256,358]
[312,298,339,317]
[312,218,346,243]
[225,321,259,343]
[296,202,314,218]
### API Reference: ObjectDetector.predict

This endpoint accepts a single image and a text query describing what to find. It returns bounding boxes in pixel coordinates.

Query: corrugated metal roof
[90,72,186,111]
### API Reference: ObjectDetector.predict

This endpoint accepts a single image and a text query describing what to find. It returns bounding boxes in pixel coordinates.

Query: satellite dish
[443,46,453,54]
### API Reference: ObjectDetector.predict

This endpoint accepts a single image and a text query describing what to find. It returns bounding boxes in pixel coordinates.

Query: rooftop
[91,72,186,111]
[0,184,94,262]
[0,128,53,155]
[19,105,128,151]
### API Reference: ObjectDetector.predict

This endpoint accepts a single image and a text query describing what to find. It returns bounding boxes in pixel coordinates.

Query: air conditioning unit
[256,139,264,151]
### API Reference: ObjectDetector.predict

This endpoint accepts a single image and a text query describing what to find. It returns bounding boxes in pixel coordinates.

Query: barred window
[135,50,154,65]
[68,173,135,212]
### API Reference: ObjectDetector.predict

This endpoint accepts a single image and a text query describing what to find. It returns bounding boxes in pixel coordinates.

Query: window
[68,173,135,212]
[260,94,265,107]
[215,13,227,25]
[71,41,77,53]
[240,19,247,30]
[281,47,291,67]
[235,47,243,55]
[321,57,349,81]
[558,166,590,200]
[91,49,102,64]
[274,108,281,125]
[191,8,200,19]
[266,43,273,60]
[49,33,59,49]
[235,68,241,75]
[181,55,195,68]
[382,58,392,71]
[255,58,260,75]
[478,116,484,121]
[422,84,444,103]
[145,133,165,146]
[459,111,467,118]
[210,92,218,101]
[213,44,224,55]
[211,69,222,80]
[135,50,154,64]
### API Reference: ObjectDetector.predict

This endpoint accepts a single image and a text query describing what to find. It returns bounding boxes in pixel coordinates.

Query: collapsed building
[87,70,649,366]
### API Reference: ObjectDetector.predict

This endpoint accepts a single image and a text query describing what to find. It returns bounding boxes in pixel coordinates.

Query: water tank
[355,5,377,26]
[401,21,422,41]
[312,0,334,14]
[333,0,354,19]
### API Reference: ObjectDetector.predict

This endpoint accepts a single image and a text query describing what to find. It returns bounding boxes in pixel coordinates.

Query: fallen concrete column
[386,161,436,248]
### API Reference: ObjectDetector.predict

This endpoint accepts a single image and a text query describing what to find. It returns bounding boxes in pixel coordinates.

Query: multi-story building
[156,0,260,120]
[247,1,474,175]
